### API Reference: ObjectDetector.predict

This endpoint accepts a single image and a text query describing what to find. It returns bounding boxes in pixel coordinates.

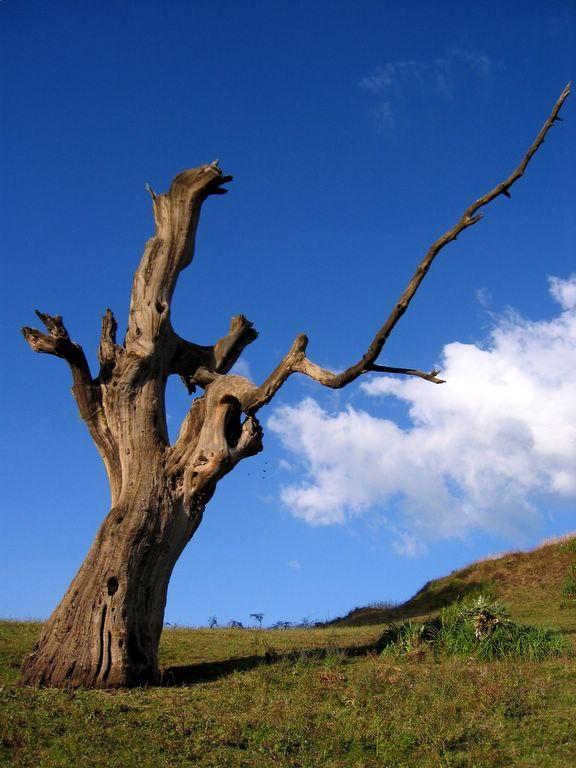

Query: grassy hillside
[330,534,576,631]
[2,535,576,767]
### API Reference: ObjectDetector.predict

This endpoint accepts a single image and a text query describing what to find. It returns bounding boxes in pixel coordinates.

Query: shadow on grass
[161,654,265,685]
[161,643,378,686]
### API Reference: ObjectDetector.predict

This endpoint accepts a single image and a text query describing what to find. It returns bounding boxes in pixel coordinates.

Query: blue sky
[1,0,575,628]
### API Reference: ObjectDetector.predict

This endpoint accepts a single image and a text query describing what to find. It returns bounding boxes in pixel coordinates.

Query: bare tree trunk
[20,86,570,687]
[20,479,191,687]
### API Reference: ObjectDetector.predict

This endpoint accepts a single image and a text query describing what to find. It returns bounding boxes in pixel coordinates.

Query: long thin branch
[369,364,445,383]
[243,83,571,413]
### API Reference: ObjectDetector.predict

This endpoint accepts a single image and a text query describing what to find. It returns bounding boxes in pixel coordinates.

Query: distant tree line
[206,615,323,629]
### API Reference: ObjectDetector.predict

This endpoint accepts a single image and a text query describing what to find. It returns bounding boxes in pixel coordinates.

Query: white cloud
[360,49,493,94]
[475,287,492,307]
[360,58,423,94]
[268,276,576,552]
[549,275,576,310]
[360,48,494,124]
[286,559,302,570]
[392,532,427,559]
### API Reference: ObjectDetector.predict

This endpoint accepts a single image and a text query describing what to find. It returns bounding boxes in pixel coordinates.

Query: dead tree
[20,85,570,688]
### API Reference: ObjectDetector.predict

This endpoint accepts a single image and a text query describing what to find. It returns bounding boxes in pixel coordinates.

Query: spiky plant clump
[445,594,510,622]
[377,595,570,661]
[378,619,440,657]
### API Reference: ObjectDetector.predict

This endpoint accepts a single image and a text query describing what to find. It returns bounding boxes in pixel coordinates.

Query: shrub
[378,594,570,661]
[378,619,441,657]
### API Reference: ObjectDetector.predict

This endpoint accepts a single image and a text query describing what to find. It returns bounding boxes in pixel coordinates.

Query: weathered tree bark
[20,165,264,687]
[20,85,570,687]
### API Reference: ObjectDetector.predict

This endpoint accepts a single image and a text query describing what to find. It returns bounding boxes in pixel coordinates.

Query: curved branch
[212,314,259,373]
[126,161,232,355]
[169,338,213,394]
[243,83,571,412]
[167,376,263,509]
[22,311,121,489]
[170,314,258,393]
[22,311,96,404]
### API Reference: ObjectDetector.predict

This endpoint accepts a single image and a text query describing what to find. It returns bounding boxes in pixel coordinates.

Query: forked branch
[22,311,120,480]
[243,83,571,413]
[22,311,94,390]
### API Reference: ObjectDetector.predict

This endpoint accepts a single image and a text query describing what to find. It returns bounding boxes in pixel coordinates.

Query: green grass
[3,535,576,767]
[2,620,576,767]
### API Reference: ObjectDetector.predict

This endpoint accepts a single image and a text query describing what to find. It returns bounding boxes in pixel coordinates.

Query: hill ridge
[329,532,576,629]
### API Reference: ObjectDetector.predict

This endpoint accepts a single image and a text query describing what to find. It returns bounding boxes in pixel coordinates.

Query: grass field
[2,535,576,767]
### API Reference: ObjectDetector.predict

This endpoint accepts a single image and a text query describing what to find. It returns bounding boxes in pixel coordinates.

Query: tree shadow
[160,643,379,686]
[160,654,265,685]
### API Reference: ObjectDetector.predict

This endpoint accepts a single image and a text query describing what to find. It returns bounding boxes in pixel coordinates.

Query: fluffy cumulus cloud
[268,276,576,552]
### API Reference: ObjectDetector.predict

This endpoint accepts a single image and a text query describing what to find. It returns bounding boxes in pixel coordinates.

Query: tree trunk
[20,486,195,688]
[20,372,263,687]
